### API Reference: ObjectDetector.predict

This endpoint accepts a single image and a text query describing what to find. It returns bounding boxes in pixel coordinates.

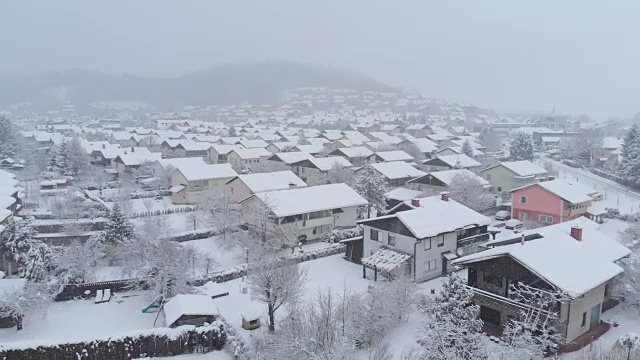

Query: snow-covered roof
[483,160,547,177]
[163,294,219,327]
[294,144,325,154]
[428,154,481,168]
[156,157,207,170]
[250,183,368,217]
[361,248,412,272]
[384,188,423,201]
[237,139,269,148]
[232,171,307,193]
[0,209,11,223]
[270,152,312,164]
[373,150,414,162]
[332,147,373,158]
[415,169,490,187]
[231,148,271,159]
[514,179,594,204]
[304,156,353,171]
[172,163,237,182]
[367,161,426,180]
[393,196,491,238]
[0,195,16,210]
[602,137,623,150]
[454,218,629,297]
[210,144,244,155]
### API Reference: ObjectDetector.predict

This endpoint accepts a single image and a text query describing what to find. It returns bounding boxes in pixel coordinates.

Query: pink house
[511,180,601,226]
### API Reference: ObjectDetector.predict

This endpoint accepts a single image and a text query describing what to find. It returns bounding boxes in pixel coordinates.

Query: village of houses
[0,88,639,359]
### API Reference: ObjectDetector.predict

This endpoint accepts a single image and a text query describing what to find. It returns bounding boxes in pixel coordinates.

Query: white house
[289,156,353,184]
[357,161,426,187]
[422,154,482,172]
[225,171,307,203]
[170,163,238,204]
[359,193,491,282]
[239,183,367,242]
[207,144,244,164]
[226,148,271,173]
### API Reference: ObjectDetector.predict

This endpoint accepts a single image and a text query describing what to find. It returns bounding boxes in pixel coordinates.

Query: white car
[495,210,511,221]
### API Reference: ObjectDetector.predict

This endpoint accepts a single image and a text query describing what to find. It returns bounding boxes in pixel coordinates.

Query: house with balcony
[479,160,548,193]
[225,171,307,203]
[358,193,491,282]
[239,183,367,243]
[511,179,603,226]
[112,148,162,177]
[452,218,630,344]
[169,163,238,204]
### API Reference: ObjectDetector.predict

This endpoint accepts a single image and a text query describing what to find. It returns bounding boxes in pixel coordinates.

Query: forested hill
[0,60,396,110]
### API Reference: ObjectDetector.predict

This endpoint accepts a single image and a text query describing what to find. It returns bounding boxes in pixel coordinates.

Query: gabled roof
[268,152,312,164]
[172,163,237,182]
[329,147,373,159]
[409,169,490,187]
[366,161,426,180]
[293,156,353,171]
[229,171,307,193]
[372,150,414,162]
[453,218,629,297]
[163,294,219,327]
[482,160,547,177]
[512,179,594,204]
[424,154,481,169]
[246,183,367,217]
[231,148,271,159]
[156,157,207,170]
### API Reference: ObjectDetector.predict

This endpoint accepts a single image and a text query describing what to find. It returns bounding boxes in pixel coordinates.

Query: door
[441,257,447,275]
[589,303,601,330]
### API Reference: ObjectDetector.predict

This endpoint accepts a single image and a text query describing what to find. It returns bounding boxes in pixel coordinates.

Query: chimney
[570,226,583,241]
[102,144,106,149]
[411,198,421,207]
[440,191,450,202]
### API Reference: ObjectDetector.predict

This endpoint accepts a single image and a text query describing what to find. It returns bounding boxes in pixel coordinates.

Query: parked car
[495,210,511,221]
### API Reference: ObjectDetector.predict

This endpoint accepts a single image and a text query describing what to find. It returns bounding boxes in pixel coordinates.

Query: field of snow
[0,292,158,343]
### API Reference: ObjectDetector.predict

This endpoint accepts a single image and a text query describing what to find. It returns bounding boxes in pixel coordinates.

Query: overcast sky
[2,1,639,119]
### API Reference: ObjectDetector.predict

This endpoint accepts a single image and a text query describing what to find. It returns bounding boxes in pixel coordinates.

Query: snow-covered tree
[419,273,487,360]
[448,172,495,211]
[199,190,241,242]
[500,282,568,358]
[101,203,134,263]
[255,288,357,360]
[614,221,640,310]
[248,253,308,332]
[51,239,100,284]
[352,165,386,219]
[66,136,89,176]
[461,139,474,158]
[509,132,534,161]
[618,125,640,186]
[0,282,52,330]
[0,115,18,159]
[47,142,70,176]
[2,218,52,282]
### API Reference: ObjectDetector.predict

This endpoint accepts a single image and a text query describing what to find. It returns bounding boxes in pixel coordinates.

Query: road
[538,157,640,214]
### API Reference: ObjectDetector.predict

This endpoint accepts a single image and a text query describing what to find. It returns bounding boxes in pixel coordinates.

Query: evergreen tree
[102,203,134,246]
[618,125,640,186]
[66,136,89,176]
[419,273,486,359]
[509,132,534,161]
[352,164,386,219]
[47,142,71,176]
[2,218,52,282]
[460,139,474,157]
[0,115,17,159]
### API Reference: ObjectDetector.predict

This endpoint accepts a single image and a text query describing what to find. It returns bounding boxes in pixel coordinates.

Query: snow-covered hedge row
[166,227,238,243]
[192,244,346,285]
[100,190,171,202]
[328,226,363,243]
[0,321,227,360]
[129,205,197,219]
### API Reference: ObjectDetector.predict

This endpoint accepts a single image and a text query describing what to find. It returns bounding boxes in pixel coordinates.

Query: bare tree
[0,282,53,331]
[448,172,495,211]
[247,253,308,332]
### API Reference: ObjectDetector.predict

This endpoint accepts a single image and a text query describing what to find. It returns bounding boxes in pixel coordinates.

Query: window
[424,238,431,251]
[485,173,492,180]
[581,312,587,327]
[230,187,234,194]
[519,212,528,221]
[437,234,444,247]
[388,233,396,246]
[520,196,527,204]
[539,214,553,223]
[427,259,437,271]
[370,229,379,241]
[497,187,502,192]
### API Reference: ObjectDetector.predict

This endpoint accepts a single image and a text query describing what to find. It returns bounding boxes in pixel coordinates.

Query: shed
[241,309,262,330]
[163,294,220,328]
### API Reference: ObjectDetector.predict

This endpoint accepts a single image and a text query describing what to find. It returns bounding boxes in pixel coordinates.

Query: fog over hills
[0,60,396,111]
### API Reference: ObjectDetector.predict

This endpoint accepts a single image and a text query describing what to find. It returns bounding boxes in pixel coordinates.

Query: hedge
[0,322,227,360]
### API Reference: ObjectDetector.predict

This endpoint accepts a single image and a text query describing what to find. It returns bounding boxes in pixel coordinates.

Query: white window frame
[388,233,396,246]
[520,196,527,204]
[427,259,437,271]
[539,214,553,223]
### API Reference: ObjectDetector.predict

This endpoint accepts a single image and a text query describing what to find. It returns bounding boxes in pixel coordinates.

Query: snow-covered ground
[540,158,640,214]
[0,292,158,343]
[104,196,186,214]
